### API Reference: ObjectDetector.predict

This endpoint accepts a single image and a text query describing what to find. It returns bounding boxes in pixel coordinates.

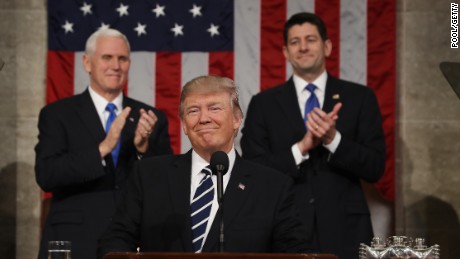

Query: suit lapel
[76,92,138,170]
[275,76,343,131]
[168,151,194,252]
[203,155,254,251]
[75,89,106,143]
[323,74,342,113]
[222,156,254,227]
[121,96,138,139]
[275,78,307,132]
[310,74,343,160]
[116,96,138,170]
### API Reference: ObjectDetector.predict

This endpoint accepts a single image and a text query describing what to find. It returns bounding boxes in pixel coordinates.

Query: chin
[107,85,124,91]
[202,142,224,152]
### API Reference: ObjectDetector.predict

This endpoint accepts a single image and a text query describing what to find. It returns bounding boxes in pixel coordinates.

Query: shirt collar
[292,70,328,96]
[191,148,236,178]
[88,86,123,115]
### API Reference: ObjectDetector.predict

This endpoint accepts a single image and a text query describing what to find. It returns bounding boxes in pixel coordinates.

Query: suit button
[309,198,315,204]
[114,185,120,190]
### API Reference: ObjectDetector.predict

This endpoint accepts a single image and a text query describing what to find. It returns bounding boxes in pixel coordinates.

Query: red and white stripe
[46,0,395,200]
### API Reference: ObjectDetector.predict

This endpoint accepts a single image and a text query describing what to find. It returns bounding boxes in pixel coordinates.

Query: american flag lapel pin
[332,94,340,100]
[238,183,245,190]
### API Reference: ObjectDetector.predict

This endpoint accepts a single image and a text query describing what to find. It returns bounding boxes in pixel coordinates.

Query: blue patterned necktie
[304,83,320,123]
[191,166,214,253]
[105,103,121,167]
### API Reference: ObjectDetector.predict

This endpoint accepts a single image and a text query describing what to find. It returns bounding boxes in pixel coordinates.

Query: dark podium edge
[104,252,338,259]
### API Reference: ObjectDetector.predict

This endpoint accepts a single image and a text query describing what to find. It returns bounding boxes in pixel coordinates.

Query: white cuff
[323,130,341,154]
[292,143,309,166]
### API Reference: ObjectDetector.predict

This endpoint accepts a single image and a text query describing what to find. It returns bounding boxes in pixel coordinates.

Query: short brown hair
[179,75,243,120]
[284,12,328,44]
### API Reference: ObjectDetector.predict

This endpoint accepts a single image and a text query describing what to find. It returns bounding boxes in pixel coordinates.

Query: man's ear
[282,46,289,61]
[182,119,188,136]
[324,39,332,58]
[82,54,91,73]
[233,113,242,131]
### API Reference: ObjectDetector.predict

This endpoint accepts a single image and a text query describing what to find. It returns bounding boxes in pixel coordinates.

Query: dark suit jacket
[98,151,311,258]
[35,89,173,259]
[240,75,386,259]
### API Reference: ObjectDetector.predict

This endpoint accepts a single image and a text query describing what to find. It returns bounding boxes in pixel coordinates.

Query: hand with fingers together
[134,108,158,154]
[36,28,174,259]
[296,129,322,156]
[297,103,342,155]
[99,107,132,158]
[306,102,342,145]
[240,12,387,259]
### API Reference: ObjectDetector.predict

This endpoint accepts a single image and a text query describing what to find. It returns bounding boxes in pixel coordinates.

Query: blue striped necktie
[304,83,320,123]
[191,166,214,253]
[105,103,121,167]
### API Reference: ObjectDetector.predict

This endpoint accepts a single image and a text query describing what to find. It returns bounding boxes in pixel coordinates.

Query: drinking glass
[48,241,71,259]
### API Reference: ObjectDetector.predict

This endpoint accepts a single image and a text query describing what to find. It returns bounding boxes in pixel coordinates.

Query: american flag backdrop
[46,0,396,200]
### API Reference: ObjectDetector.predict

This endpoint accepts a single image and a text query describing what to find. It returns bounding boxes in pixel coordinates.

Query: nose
[110,58,121,70]
[199,109,211,124]
[300,39,308,51]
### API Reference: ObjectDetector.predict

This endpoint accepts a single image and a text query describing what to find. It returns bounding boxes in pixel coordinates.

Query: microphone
[210,150,229,203]
[209,151,229,252]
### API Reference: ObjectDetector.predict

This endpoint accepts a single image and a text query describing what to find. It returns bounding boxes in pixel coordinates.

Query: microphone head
[210,151,229,176]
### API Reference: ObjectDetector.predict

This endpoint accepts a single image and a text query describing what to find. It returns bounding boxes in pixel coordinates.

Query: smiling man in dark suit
[241,12,386,259]
[35,28,173,259]
[98,75,311,257]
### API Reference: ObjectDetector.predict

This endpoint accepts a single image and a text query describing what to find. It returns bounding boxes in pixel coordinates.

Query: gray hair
[179,75,243,120]
[85,28,130,56]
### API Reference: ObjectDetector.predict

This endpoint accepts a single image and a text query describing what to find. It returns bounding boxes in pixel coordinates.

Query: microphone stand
[210,151,228,253]
[216,166,225,252]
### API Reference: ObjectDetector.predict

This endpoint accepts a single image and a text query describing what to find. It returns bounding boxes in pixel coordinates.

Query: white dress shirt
[290,71,341,165]
[88,86,123,131]
[88,86,123,166]
[190,148,235,248]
